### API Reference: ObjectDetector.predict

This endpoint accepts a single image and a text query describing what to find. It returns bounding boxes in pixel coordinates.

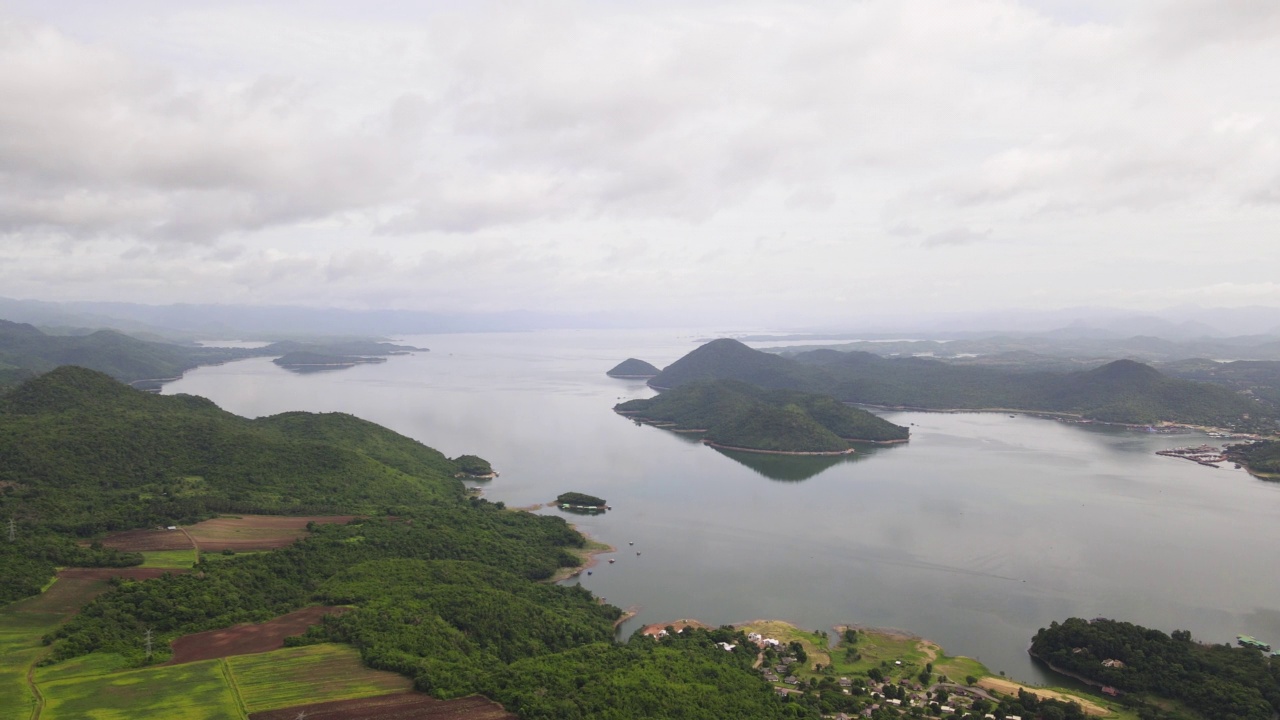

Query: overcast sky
[1,0,1278,326]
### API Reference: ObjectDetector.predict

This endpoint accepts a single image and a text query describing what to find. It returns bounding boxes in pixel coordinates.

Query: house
[1101,659,1125,668]
[763,671,779,682]
[838,677,852,687]
[716,642,736,652]
[784,676,799,685]
[1101,686,1120,697]
[940,707,954,714]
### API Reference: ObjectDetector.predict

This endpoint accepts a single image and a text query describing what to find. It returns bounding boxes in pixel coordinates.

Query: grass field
[738,620,832,670]
[0,576,110,720]
[139,548,199,569]
[227,644,411,713]
[39,659,244,720]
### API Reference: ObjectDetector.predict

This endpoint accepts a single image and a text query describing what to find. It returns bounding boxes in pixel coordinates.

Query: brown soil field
[5,576,109,616]
[168,606,349,664]
[96,527,193,552]
[186,515,356,551]
[978,677,1110,716]
[249,692,516,720]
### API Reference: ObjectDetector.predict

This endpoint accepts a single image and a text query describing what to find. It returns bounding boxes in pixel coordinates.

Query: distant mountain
[272,351,388,373]
[616,379,909,453]
[648,339,1267,428]
[605,358,661,378]
[0,319,423,389]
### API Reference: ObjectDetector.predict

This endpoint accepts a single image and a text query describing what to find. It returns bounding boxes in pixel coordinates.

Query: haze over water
[165,329,1280,685]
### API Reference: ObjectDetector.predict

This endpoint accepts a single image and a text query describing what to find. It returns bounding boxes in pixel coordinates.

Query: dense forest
[606,358,661,378]
[646,339,1267,428]
[1031,618,1280,720]
[1,367,809,719]
[616,379,909,452]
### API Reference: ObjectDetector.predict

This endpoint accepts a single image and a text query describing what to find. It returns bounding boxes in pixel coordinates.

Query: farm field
[97,527,192,552]
[139,548,199,568]
[249,692,517,720]
[169,606,347,664]
[185,515,356,551]
[39,659,243,720]
[0,574,112,720]
[227,643,411,713]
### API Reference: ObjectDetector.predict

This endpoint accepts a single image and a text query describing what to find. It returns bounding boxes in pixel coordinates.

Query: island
[453,454,498,479]
[643,338,1269,430]
[1226,439,1280,478]
[615,379,909,454]
[271,350,388,372]
[556,491,609,512]
[606,357,661,378]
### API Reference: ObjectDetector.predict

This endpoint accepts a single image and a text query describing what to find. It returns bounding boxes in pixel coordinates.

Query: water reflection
[713,447,866,481]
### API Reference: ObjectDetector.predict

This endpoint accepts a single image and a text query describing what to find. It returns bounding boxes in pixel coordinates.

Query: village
[641,621,1113,720]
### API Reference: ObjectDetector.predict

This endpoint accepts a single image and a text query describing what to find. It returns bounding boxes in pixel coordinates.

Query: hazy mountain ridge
[650,339,1267,428]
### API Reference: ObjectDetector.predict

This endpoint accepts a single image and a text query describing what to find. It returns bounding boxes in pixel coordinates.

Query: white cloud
[0,0,1277,320]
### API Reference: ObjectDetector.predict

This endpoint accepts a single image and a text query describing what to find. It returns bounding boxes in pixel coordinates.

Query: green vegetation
[139,549,198,569]
[606,358,661,378]
[271,351,387,371]
[1227,440,1280,477]
[228,643,410,712]
[453,454,496,477]
[616,379,909,452]
[0,367,817,719]
[646,339,1266,428]
[39,658,243,720]
[1032,617,1280,719]
[556,492,606,507]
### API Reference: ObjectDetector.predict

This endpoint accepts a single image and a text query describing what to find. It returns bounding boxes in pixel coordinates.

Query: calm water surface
[162,329,1280,684]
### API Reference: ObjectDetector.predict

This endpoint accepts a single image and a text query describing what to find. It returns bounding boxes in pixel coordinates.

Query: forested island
[616,379,909,454]
[1226,439,1280,478]
[606,358,661,378]
[646,339,1269,429]
[271,351,389,372]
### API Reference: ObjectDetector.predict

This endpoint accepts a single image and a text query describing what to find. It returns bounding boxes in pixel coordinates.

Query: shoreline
[549,526,616,583]
[703,440,855,456]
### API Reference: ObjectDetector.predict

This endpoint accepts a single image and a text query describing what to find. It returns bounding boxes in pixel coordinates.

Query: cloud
[921,227,991,249]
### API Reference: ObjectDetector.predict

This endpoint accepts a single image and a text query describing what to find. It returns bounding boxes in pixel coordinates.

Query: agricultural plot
[185,515,355,552]
[140,548,199,569]
[0,575,109,720]
[170,606,347,664]
[249,693,517,720]
[227,643,411,713]
[39,659,242,720]
[97,527,193,552]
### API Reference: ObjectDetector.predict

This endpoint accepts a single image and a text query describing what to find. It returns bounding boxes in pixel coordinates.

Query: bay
[163,328,1280,685]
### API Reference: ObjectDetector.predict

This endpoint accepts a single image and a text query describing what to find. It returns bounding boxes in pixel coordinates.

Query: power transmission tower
[144,628,153,660]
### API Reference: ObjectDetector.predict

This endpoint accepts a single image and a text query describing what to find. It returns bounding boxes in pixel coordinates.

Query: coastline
[703,440,856,456]
[550,528,616,583]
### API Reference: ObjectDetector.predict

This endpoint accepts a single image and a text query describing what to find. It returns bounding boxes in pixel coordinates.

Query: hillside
[1226,440,1280,477]
[647,339,1265,427]
[615,379,909,452]
[0,366,806,720]
[0,367,472,537]
[606,357,661,378]
[272,351,388,372]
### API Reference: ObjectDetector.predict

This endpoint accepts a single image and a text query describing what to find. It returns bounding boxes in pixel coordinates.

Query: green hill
[647,339,1265,427]
[616,379,909,452]
[0,366,804,720]
[272,351,387,372]
[0,367,471,538]
[1227,440,1280,477]
[605,358,661,378]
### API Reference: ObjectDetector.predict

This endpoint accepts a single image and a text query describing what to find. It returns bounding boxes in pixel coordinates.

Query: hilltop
[616,379,909,453]
[647,339,1265,427]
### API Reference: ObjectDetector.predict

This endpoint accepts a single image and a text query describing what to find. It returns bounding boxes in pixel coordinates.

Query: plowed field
[169,606,348,664]
[96,527,192,551]
[187,515,355,551]
[249,692,516,720]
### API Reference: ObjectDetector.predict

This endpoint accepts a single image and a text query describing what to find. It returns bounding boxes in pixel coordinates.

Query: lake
[163,329,1280,685]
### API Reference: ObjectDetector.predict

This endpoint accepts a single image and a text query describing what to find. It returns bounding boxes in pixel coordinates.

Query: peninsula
[272,350,388,372]
[615,379,909,454]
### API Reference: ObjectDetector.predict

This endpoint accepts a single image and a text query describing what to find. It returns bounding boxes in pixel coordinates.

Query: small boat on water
[608,559,615,564]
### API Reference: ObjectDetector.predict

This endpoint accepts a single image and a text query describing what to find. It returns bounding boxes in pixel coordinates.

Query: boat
[608,559,615,564]
[1237,635,1271,651]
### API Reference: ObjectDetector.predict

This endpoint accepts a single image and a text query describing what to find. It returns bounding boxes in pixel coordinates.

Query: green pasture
[227,643,410,713]
[40,659,242,720]
[139,549,198,569]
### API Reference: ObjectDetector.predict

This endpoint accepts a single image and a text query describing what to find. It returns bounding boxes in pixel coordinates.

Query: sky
[1,0,1278,327]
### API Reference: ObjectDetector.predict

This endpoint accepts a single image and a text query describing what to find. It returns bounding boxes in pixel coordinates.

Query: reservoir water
[163,329,1280,685]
